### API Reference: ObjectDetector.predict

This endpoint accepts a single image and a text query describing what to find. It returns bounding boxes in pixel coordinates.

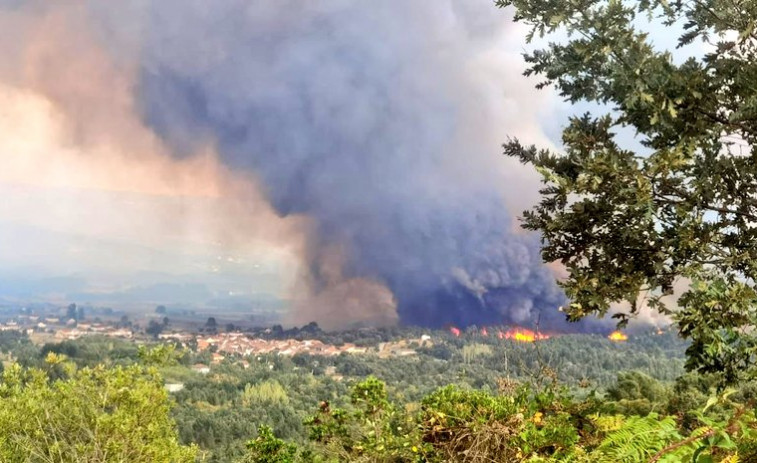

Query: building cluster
[55,324,133,340]
[0,313,435,363]
[163,332,369,357]
[0,317,133,340]
[0,319,132,339]
[158,332,433,360]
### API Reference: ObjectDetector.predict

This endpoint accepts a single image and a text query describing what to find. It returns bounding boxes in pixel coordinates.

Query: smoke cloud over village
[0,0,621,330]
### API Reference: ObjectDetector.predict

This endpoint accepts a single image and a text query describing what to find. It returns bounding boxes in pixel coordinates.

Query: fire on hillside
[448,326,551,342]
[608,331,629,342]
[504,328,551,342]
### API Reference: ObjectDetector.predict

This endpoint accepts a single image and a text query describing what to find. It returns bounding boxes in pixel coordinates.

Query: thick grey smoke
[5,0,599,330]
[0,1,304,306]
[110,0,573,329]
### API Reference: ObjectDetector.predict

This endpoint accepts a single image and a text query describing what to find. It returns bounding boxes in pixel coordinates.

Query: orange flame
[504,328,550,343]
[449,326,461,337]
[608,331,628,342]
[480,327,488,337]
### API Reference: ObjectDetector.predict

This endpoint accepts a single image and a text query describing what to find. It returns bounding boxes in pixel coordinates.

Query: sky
[0,0,676,330]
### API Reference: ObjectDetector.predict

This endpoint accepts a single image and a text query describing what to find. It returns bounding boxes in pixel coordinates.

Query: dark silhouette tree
[66,303,77,322]
[146,320,164,338]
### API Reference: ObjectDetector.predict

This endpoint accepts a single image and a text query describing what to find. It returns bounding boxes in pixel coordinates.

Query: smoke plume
[2,1,617,330]
[0,2,304,294]
[127,0,571,329]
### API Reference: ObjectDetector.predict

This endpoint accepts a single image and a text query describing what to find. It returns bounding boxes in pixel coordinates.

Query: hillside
[0,327,692,462]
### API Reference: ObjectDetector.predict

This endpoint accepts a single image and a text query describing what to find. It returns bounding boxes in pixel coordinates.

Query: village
[159,331,430,359]
[0,301,638,374]
[0,311,434,363]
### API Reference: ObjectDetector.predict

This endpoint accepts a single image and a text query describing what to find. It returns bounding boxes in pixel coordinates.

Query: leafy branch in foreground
[241,426,298,463]
[240,376,757,462]
[497,0,757,384]
[0,349,197,463]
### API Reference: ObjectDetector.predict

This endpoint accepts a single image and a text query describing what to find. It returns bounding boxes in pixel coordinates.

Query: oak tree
[499,0,757,383]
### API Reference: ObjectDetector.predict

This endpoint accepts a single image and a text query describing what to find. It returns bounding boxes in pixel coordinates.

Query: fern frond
[721,453,739,463]
[590,414,683,463]
[591,414,625,432]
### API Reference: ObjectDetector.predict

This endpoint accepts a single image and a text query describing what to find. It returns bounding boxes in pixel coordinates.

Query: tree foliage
[239,426,297,463]
[497,0,757,384]
[2,328,757,462]
[246,376,757,463]
[0,353,196,462]
[2,328,690,461]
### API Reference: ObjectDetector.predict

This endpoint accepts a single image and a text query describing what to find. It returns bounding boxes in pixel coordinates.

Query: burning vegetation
[504,328,550,342]
[448,326,551,343]
[608,331,629,342]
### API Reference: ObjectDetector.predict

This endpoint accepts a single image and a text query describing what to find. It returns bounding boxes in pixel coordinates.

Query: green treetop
[0,351,196,462]
[498,0,757,384]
